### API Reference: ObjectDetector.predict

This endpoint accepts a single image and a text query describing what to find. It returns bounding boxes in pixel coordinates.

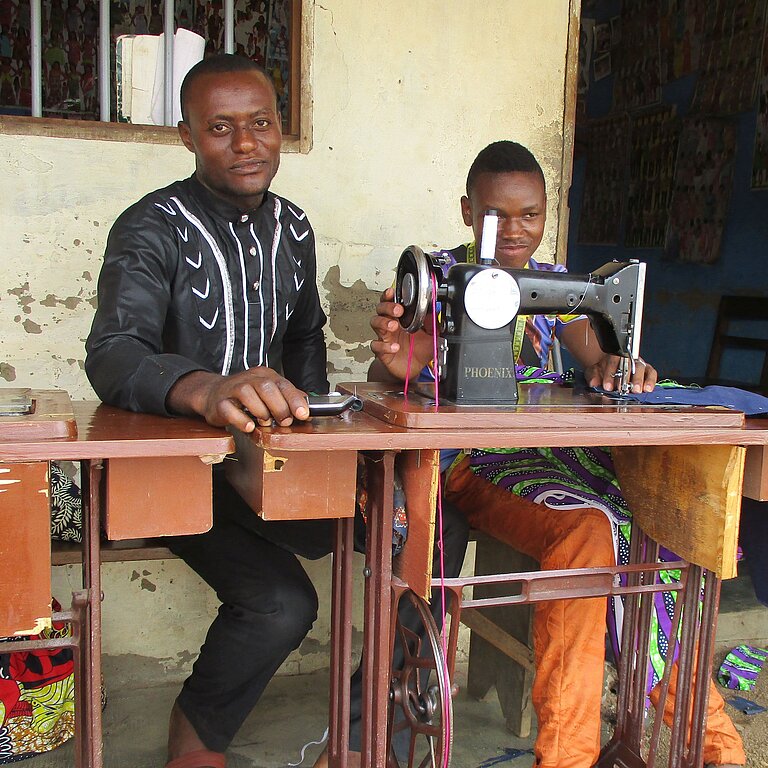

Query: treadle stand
[427,523,722,768]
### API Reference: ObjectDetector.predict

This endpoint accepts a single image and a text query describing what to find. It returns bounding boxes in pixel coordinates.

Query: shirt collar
[187,173,274,224]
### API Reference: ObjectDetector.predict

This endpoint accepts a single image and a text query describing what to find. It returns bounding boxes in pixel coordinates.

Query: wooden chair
[460,532,537,737]
[705,295,768,394]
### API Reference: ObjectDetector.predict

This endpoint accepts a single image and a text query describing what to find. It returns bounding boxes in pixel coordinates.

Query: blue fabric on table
[595,384,768,417]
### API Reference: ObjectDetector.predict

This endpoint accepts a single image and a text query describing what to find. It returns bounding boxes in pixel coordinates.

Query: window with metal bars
[0,0,301,138]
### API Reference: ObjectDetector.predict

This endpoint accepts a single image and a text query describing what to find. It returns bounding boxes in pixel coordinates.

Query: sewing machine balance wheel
[387,587,453,768]
[394,245,435,333]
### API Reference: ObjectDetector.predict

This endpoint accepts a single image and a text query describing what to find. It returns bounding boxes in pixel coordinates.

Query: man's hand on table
[584,353,658,394]
[167,368,310,432]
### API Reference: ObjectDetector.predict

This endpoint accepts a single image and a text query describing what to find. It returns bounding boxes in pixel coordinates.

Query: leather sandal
[165,749,226,768]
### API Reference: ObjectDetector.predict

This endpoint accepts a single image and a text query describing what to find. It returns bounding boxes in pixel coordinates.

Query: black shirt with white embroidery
[86,174,329,415]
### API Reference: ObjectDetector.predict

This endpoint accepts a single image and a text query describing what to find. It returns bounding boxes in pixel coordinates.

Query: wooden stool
[460,531,537,737]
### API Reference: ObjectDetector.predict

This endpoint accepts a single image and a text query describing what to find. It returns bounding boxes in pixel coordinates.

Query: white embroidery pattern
[173,197,236,376]
[269,198,283,348]
[186,252,203,269]
[248,224,267,367]
[230,221,253,371]
[154,201,177,216]
[287,204,306,221]
[290,223,309,242]
[192,278,210,299]
[199,308,220,330]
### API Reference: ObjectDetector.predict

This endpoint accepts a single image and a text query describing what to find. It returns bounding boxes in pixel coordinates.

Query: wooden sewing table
[0,394,234,768]
[2,386,767,768]
[230,382,768,768]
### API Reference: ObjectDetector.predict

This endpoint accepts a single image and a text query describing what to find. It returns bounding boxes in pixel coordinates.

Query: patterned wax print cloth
[50,462,82,543]
[0,601,75,764]
[717,645,768,691]
[356,457,408,556]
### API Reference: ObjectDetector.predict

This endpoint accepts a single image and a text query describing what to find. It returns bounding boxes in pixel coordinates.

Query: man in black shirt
[86,55,330,768]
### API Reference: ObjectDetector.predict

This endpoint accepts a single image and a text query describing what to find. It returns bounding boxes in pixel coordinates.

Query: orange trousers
[445,458,745,768]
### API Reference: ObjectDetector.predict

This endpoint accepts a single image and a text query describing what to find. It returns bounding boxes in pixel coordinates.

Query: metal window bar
[99,0,110,121]
[164,0,175,126]
[28,0,239,125]
[30,0,42,117]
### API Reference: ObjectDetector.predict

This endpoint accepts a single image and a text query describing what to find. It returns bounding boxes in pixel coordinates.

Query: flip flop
[166,749,226,768]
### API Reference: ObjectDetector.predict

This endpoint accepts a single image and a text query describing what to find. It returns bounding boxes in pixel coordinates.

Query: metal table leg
[361,451,396,768]
[80,459,104,768]
[329,517,355,768]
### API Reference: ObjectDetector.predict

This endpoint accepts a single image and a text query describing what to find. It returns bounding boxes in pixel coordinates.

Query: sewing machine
[394,221,646,405]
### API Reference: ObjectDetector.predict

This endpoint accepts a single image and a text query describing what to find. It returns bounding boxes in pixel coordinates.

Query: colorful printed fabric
[0,601,75,764]
[717,645,768,691]
[50,462,82,543]
[356,457,408,556]
[512,366,564,384]
[466,370,684,692]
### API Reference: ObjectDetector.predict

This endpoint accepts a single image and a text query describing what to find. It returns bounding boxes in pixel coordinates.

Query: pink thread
[428,271,451,768]
[403,333,416,398]
[429,272,440,413]
[399,270,451,764]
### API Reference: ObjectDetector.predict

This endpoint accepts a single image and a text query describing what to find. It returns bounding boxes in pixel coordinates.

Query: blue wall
[566,3,768,382]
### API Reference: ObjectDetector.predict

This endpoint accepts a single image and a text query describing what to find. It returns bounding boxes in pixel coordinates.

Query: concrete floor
[24,570,767,768]
[24,663,531,768]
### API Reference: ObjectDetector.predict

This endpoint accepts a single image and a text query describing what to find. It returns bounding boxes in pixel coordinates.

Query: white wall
[2,0,573,682]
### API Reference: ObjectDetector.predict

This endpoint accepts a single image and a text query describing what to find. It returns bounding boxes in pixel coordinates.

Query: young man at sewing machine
[369,140,745,768]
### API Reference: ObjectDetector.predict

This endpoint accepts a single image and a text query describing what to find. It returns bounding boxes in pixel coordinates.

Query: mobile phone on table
[306,392,363,416]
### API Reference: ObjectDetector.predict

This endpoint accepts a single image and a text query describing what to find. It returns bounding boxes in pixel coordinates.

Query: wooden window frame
[0,0,311,153]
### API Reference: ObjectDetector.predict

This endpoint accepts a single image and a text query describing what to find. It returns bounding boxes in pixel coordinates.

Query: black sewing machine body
[394,246,646,405]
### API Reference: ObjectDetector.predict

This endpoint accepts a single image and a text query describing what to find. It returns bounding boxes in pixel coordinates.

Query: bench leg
[466,533,537,738]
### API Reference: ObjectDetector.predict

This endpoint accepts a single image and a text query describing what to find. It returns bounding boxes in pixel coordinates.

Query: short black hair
[466,141,545,195]
[180,54,276,122]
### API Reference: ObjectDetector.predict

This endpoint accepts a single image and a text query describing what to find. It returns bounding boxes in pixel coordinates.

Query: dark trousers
[167,466,469,753]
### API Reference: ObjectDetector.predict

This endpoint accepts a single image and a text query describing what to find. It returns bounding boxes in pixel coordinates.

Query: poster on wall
[612,0,662,111]
[658,0,706,83]
[625,105,680,248]
[578,113,630,246]
[691,0,767,116]
[665,116,737,264]
[752,12,768,189]
[578,18,595,94]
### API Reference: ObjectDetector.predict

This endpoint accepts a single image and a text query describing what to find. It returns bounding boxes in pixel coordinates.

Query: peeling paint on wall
[40,295,84,309]
[0,363,16,381]
[327,360,354,376]
[322,265,380,344]
[348,343,372,363]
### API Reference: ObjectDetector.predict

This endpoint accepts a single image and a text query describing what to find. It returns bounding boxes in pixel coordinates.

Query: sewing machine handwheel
[395,246,433,334]
[387,589,453,768]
